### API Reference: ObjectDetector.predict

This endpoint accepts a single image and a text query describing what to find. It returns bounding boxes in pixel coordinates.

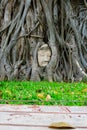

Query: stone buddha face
[38,44,51,67]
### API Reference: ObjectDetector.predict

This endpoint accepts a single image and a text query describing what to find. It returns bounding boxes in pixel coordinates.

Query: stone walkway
[0,105,87,130]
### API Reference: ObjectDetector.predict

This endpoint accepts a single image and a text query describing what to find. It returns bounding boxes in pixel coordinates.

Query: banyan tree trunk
[0,0,87,81]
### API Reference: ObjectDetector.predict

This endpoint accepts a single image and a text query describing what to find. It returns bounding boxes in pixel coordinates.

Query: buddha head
[38,44,51,67]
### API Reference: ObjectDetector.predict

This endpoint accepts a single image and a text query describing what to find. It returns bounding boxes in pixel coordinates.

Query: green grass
[0,81,87,105]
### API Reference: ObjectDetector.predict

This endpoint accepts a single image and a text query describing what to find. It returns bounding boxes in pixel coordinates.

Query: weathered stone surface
[38,44,51,67]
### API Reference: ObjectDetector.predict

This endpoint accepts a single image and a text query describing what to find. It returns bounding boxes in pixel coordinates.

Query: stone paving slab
[0,105,87,130]
[0,126,85,130]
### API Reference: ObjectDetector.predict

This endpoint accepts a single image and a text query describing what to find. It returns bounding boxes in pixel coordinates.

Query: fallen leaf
[71,92,74,95]
[49,122,75,129]
[61,88,64,92]
[82,88,87,92]
[37,93,44,99]
[5,90,12,95]
[46,94,51,101]
[53,91,58,95]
